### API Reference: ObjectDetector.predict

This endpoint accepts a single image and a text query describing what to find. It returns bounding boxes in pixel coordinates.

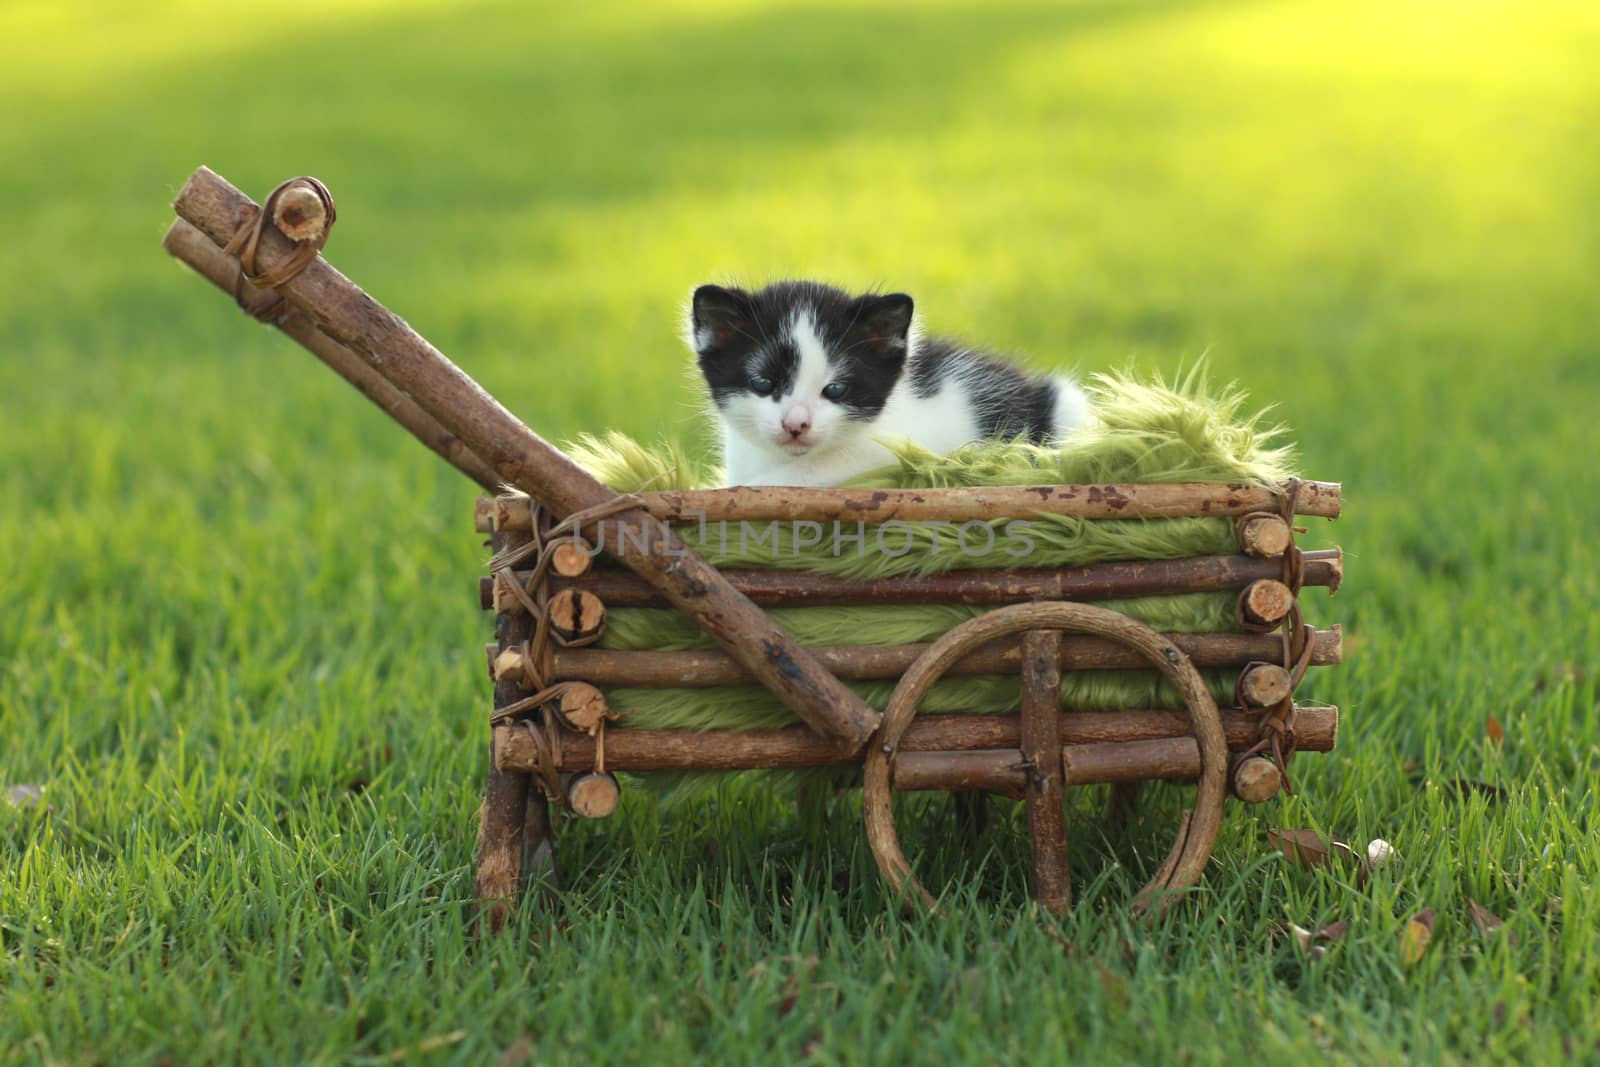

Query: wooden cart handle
[168,167,881,748]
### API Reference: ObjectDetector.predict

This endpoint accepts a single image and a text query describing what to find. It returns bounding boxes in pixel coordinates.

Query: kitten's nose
[781,406,812,437]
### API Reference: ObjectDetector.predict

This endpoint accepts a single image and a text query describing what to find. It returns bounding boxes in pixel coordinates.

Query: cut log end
[490,572,519,616]
[272,182,328,243]
[1231,756,1283,803]
[550,539,595,577]
[1236,662,1293,708]
[548,588,606,644]
[475,496,494,533]
[566,772,620,819]
[493,495,533,533]
[493,647,532,688]
[1237,515,1292,558]
[1239,579,1296,629]
[556,682,610,734]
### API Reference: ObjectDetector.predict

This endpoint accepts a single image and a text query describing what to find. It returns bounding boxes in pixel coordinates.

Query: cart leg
[1021,630,1070,913]
[475,525,558,932]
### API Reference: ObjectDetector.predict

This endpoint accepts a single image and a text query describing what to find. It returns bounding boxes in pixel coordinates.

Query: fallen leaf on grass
[1486,716,1505,745]
[778,955,819,1018]
[496,1034,534,1067]
[1286,920,1347,959]
[1399,908,1436,965]
[1467,899,1512,943]
[1268,829,1370,886]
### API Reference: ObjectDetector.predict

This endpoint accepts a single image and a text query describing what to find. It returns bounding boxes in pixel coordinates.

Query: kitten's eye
[821,381,848,401]
[748,374,774,396]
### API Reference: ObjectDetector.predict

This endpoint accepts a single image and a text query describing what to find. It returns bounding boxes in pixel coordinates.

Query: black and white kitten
[688,281,1089,487]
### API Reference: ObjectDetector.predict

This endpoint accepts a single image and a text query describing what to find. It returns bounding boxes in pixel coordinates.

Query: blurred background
[2,0,1598,1057]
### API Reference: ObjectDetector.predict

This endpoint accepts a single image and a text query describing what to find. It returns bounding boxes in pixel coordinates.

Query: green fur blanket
[566,370,1297,791]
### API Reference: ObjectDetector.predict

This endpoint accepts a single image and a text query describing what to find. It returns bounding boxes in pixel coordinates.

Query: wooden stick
[172,167,880,749]
[1235,663,1292,708]
[565,772,620,819]
[548,627,1342,687]
[892,736,1267,795]
[550,539,594,577]
[1021,631,1069,912]
[481,480,1340,529]
[272,182,330,243]
[546,588,606,644]
[555,683,610,734]
[163,218,505,491]
[1236,515,1293,558]
[475,527,553,930]
[494,706,1339,773]
[1231,756,1283,803]
[1237,579,1295,628]
[484,550,1343,611]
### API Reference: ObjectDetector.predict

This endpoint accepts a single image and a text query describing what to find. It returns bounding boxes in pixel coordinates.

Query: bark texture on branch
[475,528,553,931]
[483,550,1343,611]
[547,627,1342,687]
[889,737,1255,793]
[1020,630,1070,912]
[164,219,503,491]
[493,705,1339,773]
[172,167,880,748]
[479,480,1340,529]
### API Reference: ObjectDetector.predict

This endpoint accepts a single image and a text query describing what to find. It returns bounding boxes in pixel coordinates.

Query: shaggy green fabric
[559,370,1296,796]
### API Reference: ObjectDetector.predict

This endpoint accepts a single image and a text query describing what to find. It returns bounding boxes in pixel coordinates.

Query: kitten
[687,280,1089,487]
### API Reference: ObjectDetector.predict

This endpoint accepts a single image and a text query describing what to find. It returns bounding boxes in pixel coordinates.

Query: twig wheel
[862,602,1229,913]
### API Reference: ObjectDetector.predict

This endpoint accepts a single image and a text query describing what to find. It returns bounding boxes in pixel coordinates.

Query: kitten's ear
[855,293,915,356]
[690,284,751,354]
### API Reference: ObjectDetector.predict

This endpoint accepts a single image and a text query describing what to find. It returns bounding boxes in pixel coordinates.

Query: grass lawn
[3,0,1599,1062]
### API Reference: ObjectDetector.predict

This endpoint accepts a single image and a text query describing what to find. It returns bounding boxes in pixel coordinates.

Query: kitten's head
[687,281,915,462]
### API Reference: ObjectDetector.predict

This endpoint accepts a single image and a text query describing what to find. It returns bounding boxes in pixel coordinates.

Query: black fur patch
[692,282,913,419]
[910,340,1061,443]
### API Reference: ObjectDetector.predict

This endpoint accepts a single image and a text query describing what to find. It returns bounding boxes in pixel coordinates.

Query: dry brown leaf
[1486,717,1505,745]
[1329,840,1372,887]
[1269,829,1370,885]
[777,955,819,1018]
[496,1034,534,1067]
[1316,921,1350,943]
[1399,908,1436,965]
[1269,829,1331,869]
[1287,923,1314,952]
[1467,900,1506,937]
